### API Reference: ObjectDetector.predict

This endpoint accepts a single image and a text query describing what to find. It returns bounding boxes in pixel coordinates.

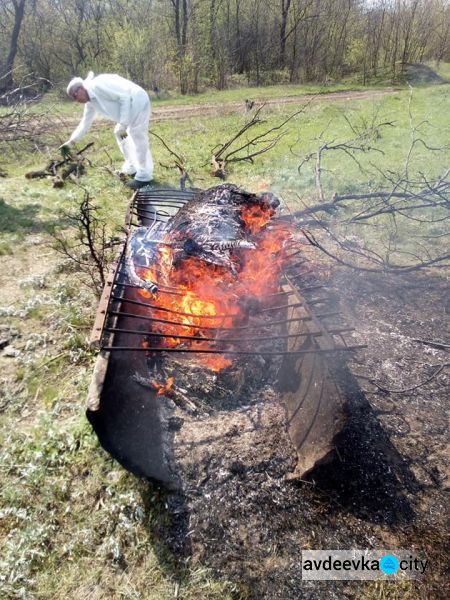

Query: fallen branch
[152,131,193,189]
[412,339,450,351]
[302,228,450,273]
[210,100,314,178]
[25,142,94,187]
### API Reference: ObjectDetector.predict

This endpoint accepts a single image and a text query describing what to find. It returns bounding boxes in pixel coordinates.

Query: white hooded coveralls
[68,74,153,182]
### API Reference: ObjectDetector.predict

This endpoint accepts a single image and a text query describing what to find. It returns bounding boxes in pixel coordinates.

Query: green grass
[0,81,449,599]
[426,60,450,81]
[145,85,449,198]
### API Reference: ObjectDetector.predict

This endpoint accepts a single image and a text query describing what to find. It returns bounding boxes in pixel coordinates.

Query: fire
[241,203,274,233]
[137,199,294,372]
[151,376,174,396]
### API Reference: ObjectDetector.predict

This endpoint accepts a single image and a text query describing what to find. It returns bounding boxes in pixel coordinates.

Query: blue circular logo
[380,554,399,574]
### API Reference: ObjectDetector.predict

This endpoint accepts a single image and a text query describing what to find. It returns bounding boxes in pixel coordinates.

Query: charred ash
[126,183,281,289]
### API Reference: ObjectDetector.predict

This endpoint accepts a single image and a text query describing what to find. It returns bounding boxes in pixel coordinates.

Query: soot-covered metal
[87,183,362,488]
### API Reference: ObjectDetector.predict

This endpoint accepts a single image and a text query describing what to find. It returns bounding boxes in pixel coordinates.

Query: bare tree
[1,0,449,94]
[0,73,50,158]
[170,0,191,94]
[279,0,292,68]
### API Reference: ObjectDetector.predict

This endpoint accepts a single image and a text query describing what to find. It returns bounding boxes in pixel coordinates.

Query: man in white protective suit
[61,72,154,189]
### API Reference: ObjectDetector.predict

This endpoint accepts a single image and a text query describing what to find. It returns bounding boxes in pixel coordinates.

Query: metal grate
[90,186,364,357]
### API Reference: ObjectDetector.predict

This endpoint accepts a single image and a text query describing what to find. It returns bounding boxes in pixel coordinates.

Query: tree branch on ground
[151,130,193,189]
[25,142,94,187]
[210,100,314,178]
[294,108,449,274]
[355,363,449,394]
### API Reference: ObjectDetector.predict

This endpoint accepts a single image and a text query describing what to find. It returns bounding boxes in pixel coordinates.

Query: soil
[61,88,397,131]
[155,267,449,599]
[150,89,396,122]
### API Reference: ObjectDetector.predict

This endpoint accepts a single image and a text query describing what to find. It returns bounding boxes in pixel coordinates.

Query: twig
[302,229,450,273]
[151,130,192,187]
[355,363,449,394]
[39,352,69,369]
[412,339,450,351]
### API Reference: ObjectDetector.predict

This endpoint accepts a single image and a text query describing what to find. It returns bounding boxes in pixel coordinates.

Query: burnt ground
[147,268,448,599]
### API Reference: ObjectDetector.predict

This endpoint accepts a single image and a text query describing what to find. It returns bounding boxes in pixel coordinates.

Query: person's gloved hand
[114,124,128,140]
[59,142,72,158]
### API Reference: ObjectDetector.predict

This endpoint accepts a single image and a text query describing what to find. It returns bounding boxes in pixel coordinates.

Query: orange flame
[241,203,274,233]
[151,376,174,396]
[137,201,295,371]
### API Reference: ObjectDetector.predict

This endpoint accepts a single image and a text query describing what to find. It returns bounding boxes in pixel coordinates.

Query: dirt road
[66,88,396,131]
[151,88,396,121]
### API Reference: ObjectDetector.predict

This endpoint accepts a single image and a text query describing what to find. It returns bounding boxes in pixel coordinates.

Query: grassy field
[0,79,449,598]
[39,80,388,115]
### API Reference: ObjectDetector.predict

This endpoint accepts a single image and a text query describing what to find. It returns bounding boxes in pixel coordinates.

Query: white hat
[66,71,95,96]
[66,77,84,96]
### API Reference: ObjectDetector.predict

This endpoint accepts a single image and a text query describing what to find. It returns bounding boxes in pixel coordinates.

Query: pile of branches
[25,142,94,188]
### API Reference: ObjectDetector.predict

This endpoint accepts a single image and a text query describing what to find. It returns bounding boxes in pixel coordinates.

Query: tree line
[1,0,449,94]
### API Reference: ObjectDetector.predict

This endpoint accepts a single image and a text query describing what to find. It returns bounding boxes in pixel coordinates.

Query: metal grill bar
[110,294,239,318]
[137,198,190,204]
[137,201,187,208]
[113,281,185,296]
[105,326,354,344]
[115,277,323,298]
[107,310,334,331]
[109,294,307,318]
[133,208,171,217]
[117,268,179,284]
[136,189,197,197]
[100,345,366,355]
[132,212,170,223]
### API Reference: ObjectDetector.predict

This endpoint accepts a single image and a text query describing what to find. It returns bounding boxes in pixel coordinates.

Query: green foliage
[0,241,13,255]
[2,0,448,95]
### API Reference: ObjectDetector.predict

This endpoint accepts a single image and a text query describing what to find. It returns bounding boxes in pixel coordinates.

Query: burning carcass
[88,184,362,488]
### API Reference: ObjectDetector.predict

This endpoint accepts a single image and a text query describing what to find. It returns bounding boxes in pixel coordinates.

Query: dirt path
[150,88,396,122]
[59,88,397,130]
